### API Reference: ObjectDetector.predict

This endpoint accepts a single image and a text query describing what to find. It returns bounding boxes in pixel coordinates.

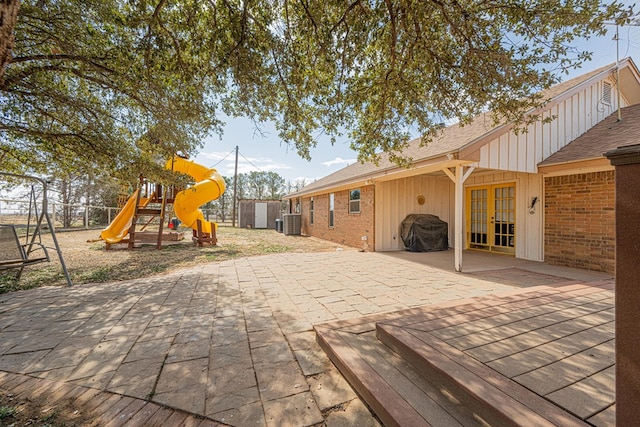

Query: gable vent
[603,81,612,105]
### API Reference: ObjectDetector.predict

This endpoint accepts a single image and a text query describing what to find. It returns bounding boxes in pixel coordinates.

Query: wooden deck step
[316,283,613,427]
[315,324,491,427]
[376,323,589,427]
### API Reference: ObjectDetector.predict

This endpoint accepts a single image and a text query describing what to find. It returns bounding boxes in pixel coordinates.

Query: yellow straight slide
[100,190,151,244]
[168,156,226,234]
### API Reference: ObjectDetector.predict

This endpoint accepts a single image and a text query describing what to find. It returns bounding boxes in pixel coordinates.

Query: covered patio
[381,248,611,282]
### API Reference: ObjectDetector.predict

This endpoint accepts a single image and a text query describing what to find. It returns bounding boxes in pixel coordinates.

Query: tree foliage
[203,175,233,221]
[1,0,228,182]
[246,171,285,200]
[262,0,633,165]
[48,172,120,228]
[0,0,633,179]
[232,171,286,200]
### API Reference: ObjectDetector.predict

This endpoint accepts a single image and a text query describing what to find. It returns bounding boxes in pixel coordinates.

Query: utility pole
[604,15,640,121]
[232,145,238,227]
[615,24,622,121]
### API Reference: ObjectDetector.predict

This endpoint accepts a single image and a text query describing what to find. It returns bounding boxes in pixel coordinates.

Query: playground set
[100,156,226,249]
[0,157,224,287]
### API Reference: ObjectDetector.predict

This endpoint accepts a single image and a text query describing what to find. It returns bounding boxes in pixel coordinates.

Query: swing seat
[0,224,49,271]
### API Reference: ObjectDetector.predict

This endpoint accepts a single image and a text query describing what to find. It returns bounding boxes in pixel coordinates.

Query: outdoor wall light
[528,196,538,214]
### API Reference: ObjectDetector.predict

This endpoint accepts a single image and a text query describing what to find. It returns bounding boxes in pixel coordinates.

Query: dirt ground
[0,226,344,293]
[0,387,97,427]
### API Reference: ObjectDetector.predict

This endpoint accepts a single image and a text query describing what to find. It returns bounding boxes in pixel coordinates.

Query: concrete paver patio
[0,250,612,426]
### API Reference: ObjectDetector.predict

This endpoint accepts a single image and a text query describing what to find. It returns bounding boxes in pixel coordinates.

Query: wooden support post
[157,185,168,250]
[128,181,143,250]
[443,164,474,272]
[453,164,464,272]
[210,224,217,246]
[192,219,217,246]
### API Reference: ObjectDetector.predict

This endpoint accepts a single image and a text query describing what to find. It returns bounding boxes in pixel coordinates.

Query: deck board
[345,331,487,427]
[316,281,614,427]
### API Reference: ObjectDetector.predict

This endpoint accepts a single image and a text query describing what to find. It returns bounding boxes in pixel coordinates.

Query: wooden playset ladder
[126,183,169,250]
[192,219,217,246]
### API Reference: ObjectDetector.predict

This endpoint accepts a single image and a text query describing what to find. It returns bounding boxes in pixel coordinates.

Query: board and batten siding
[375,171,543,261]
[475,77,622,173]
[375,175,454,251]
[465,171,544,262]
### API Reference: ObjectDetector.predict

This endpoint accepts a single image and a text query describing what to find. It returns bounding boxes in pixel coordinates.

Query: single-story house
[284,58,640,273]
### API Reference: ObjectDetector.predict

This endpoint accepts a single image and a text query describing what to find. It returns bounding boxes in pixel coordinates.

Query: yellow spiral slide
[100,157,225,244]
[168,156,226,235]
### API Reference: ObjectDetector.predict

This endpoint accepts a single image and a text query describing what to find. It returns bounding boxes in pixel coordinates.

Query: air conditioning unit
[283,214,301,235]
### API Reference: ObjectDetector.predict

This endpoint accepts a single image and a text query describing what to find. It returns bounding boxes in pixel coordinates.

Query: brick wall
[544,171,615,273]
[301,185,375,250]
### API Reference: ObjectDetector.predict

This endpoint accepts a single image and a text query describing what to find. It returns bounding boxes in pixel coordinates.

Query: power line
[208,148,266,174]
[238,151,265,173]
[209,148,236,168]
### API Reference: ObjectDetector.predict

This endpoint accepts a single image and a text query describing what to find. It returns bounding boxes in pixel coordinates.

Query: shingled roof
[539,103,640,166]
[287,61,623,198]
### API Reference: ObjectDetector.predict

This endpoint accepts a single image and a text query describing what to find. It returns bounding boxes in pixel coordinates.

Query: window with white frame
[349,189,361,213]
[329,193,334,227]
[310,197,314,225]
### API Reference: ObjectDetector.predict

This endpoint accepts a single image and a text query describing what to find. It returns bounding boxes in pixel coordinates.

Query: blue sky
[195,13,640,184]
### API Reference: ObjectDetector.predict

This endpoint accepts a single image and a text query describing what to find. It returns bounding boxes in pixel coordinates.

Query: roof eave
[284,154,475,199]
[537,157,612,176]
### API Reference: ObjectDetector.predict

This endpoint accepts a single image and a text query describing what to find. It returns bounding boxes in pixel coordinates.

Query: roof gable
[539,103,640,166]
[288,59,639,198]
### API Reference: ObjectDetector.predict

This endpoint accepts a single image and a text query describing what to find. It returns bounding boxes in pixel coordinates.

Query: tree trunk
[0,0,20,81]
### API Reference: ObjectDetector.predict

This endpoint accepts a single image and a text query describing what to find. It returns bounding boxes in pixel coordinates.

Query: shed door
[467,184,515,255]
[255,202,268,228]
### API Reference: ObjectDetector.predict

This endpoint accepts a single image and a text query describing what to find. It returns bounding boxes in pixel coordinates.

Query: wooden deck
[315,280,614,427]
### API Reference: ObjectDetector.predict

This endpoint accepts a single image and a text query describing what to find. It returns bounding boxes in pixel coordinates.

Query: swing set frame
[0,173,72,286]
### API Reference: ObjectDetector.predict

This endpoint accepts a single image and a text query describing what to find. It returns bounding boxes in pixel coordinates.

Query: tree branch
[10,53,114,72]
[0,0,20,82]
[330,0,362,34]
[383,0,397,70]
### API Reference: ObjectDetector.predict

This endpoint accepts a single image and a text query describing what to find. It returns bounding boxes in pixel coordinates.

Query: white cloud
[198,150,234,162]
[290,176,320,184]
[321,157,356,167]
[198,151,292,178]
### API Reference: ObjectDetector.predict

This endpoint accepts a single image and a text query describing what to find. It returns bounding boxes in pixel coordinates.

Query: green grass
[0,405,17,419]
